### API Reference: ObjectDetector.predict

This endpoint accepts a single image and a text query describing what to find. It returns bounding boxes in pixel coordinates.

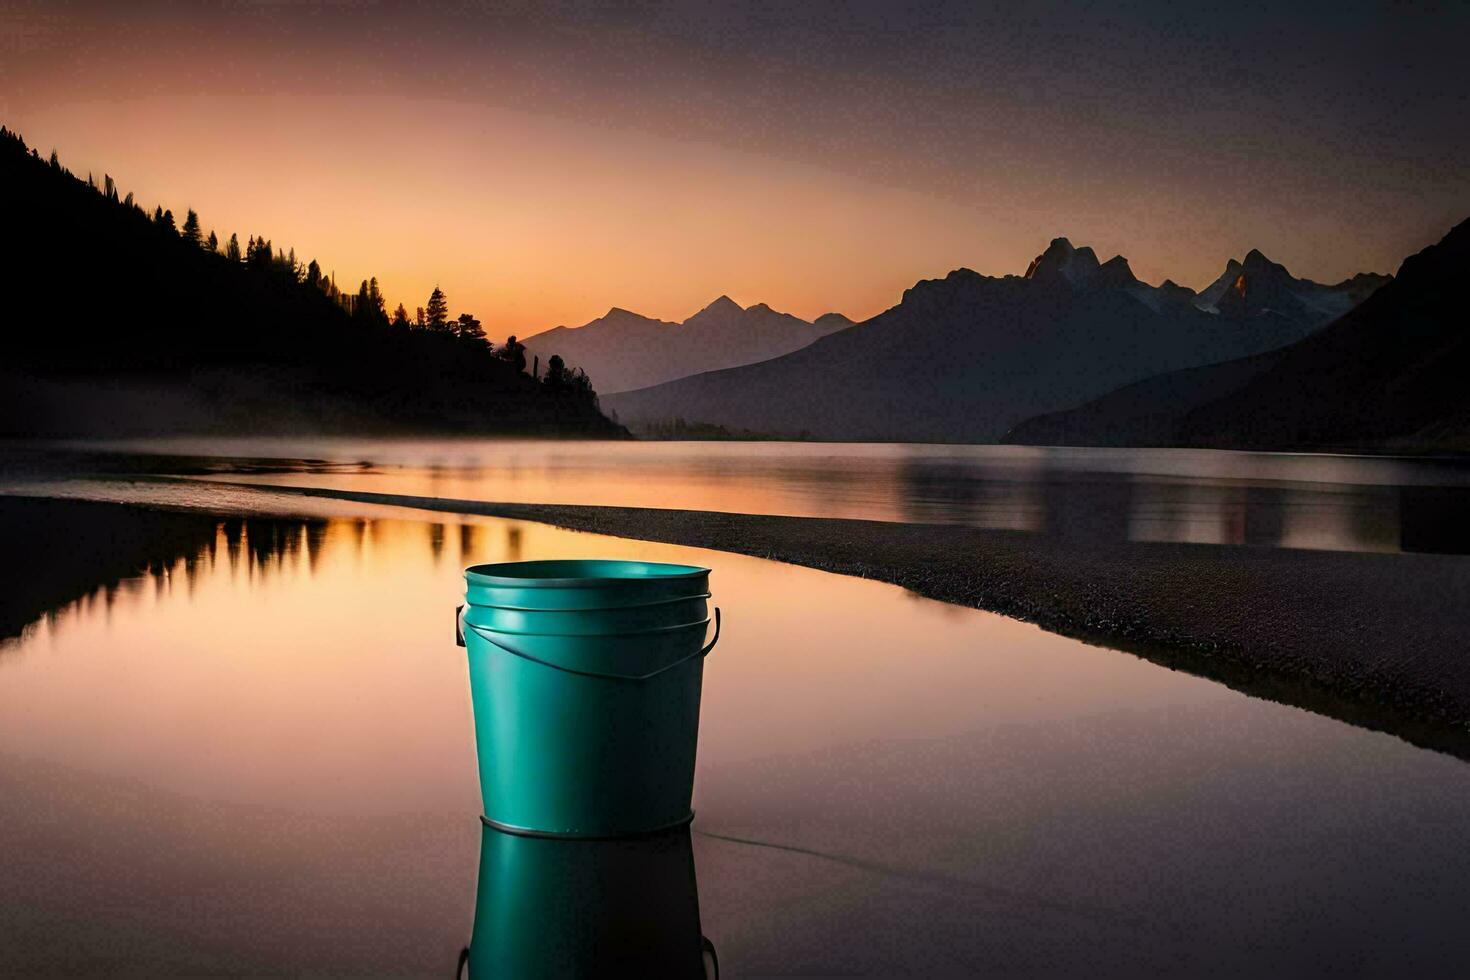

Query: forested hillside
[0,126,622,437]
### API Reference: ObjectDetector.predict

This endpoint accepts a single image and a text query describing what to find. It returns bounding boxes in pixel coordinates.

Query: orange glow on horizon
[13,91,1402,345]
[5,0,1440,347]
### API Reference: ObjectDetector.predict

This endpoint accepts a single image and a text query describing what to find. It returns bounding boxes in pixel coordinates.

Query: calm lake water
[3,449,1470,976]
[35,436,1470,555]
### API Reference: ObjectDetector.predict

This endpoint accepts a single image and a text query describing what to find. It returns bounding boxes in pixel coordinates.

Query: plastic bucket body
[462,823,709,980]
[471,595,710,636]
[460,559,718,838]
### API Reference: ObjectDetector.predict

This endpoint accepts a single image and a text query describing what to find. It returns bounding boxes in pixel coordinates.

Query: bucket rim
[465,592,711,613]
[465,559,709,588]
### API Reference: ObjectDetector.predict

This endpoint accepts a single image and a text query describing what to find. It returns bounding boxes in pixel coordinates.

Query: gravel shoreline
[237,484,1470,758]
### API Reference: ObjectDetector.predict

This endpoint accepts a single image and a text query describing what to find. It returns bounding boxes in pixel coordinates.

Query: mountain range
[1004,217,1468,451]
[522,297,852,394]
[603,239,1387,442]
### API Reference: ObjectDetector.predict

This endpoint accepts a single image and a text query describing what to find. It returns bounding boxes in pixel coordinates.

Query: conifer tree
[391,303,410,329]
[182,209,202,246]
[227,233,242,263]
[354,280,373,321]
[207,230,218,253]
[368,277,386,319]
[425,286,450,332]
[456,312,486,342]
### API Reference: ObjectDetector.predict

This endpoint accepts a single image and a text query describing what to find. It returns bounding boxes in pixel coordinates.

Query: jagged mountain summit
[522,296,852,394]
[604,236,1389,443]
[1195,249,1392,325]
[1006,217,1469,451]
[1026,238,1204,314]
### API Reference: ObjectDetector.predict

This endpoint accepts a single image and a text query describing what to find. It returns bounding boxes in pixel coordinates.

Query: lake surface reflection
[47,436,1470,554]
[3,499,1470,975]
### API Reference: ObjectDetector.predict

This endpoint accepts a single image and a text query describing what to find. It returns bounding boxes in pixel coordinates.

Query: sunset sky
[3,1,1464,340]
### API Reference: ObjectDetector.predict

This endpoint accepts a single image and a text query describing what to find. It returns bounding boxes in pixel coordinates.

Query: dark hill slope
[1003,349,1289,447]
[1178,217,1470,450]
[0,127,621,438]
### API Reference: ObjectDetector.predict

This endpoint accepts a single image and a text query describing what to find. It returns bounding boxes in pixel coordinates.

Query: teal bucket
[457,560,720,838]
[458,824,716,979]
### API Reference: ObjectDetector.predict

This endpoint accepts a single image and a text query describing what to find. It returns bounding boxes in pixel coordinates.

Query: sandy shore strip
[181,482,1470,757]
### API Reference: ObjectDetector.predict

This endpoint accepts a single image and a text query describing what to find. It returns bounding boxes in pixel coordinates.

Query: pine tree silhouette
[181,209,201,246]
[456,312,486,343]
[425,286,450,332]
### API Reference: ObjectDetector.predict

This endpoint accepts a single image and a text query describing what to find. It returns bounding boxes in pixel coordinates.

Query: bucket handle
[456,606,720,682]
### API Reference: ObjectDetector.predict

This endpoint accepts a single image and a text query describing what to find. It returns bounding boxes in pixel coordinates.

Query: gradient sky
[3,0,1465,340]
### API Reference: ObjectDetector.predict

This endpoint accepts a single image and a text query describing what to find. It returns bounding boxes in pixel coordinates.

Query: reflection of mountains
[893,460,1470,555]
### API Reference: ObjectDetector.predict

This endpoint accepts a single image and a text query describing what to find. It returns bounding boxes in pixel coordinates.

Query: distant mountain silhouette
[0,126,622,438]
[1005,218,1467,450]
[1194,249,1392,326]
[523,296,852,393]
[604,239,1386,442]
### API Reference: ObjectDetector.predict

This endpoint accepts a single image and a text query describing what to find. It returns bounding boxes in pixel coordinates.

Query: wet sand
[233,484,1470,757]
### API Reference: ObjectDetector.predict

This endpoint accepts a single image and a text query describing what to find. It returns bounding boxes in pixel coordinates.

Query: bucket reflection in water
[460,823,716,979]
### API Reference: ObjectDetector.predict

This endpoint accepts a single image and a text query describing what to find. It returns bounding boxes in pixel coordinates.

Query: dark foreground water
[2,479,1470,977]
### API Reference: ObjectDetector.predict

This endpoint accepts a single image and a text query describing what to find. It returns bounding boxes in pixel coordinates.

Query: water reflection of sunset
[4,508,1253,820]
[6,498,1470,975]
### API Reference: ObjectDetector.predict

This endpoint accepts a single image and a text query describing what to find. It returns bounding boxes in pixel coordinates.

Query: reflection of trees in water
[894,459,1043,530]
[0,498,219,644]
[1,499,538,650]
[895,457,1458,554]
[1038,473,1133,543]
[0,502,342,647]
[1241,486,1288,546]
